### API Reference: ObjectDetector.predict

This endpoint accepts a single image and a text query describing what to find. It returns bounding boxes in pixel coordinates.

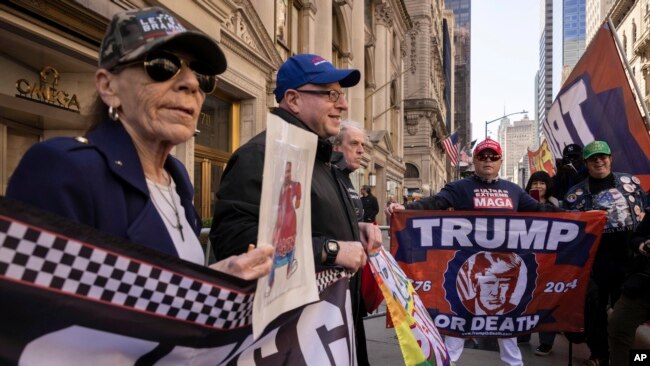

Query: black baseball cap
[562,144,583,159]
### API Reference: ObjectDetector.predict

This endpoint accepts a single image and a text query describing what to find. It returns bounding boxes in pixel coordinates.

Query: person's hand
[358,222,382,253]
[334,241,367,272]
[384,202,405,217]
[209,244,273,280]
[639,240,650,257]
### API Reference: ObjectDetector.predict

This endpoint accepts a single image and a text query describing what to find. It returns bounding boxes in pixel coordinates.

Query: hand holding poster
[391,210,606,337]
[253,113,319,338]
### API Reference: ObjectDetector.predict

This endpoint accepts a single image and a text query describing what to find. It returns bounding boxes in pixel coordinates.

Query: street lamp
[484,110,528,139]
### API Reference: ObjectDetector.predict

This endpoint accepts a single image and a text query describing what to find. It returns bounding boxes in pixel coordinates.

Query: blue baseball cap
[274,54,361,102]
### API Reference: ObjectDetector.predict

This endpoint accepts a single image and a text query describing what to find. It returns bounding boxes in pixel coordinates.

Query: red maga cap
[474,138,502,155]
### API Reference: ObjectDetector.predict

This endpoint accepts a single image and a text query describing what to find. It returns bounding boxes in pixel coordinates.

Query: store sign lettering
[15,66,80,112]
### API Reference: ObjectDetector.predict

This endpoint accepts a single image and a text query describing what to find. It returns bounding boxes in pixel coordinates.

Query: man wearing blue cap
[210,54,381,365]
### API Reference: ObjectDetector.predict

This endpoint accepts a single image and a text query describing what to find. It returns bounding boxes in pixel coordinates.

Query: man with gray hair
[331,121,366,221]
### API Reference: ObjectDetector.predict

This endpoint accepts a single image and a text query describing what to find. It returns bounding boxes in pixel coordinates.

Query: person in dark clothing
[563,140,647,366]
[331,121,366,222]
[386,138,563,366]
[360,186,379,223]
[553,143,588,205]
[608,208,650,366]
[209,54,382,366]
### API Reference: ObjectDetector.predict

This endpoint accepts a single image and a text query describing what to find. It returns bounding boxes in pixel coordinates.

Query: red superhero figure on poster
[267,161,302,296]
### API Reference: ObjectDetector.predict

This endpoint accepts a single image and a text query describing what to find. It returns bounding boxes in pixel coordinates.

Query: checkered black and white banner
[0,198,355,365]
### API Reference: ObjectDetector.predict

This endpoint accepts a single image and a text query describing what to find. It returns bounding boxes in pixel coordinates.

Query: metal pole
[484,110,528,139]
[607,18,650,131]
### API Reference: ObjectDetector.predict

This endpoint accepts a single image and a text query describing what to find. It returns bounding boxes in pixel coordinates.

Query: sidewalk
[364,308,591,365]
[368,228,596,365]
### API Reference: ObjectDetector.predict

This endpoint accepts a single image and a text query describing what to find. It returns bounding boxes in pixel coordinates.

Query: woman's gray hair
[330,120,366,146]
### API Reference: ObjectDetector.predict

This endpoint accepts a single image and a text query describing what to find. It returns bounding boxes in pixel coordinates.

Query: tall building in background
[444,0,471,149]
[403,0,454,196]
[586,0,615,43]
[536,0,554,142]
[563,0,586,70]
[497,116,536,183]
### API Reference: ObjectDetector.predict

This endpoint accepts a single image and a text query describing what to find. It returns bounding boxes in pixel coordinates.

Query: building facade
[402,0,454,198]
[0,0,419,224]
[497,115,535,183]
[564,0,587,69]
[586,0,615,43]
[364,0,411,222]
[536,0,554,142]
[443,0,471,151]
[611,0,650,121]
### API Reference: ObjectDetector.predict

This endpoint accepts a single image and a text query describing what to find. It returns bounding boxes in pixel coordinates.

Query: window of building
[332,7,344,67]
[405,163,420,178]
[633,21,637,44]
[275,0,301,55]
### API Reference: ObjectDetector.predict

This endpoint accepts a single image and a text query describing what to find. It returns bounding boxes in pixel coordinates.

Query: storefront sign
[15,66,80,112]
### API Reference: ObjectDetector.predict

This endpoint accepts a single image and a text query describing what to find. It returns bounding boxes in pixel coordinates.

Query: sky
[471,0,542,142]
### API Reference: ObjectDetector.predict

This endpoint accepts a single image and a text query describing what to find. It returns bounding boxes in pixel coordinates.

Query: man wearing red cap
[386,137,562,366]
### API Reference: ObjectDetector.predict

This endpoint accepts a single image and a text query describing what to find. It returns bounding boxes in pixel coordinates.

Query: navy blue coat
[6,118,201,258]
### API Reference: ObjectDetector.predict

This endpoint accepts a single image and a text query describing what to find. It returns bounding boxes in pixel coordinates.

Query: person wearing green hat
[563,140,647,366]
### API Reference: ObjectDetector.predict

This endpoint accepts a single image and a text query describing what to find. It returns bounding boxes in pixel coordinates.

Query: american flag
[441,132,460,166]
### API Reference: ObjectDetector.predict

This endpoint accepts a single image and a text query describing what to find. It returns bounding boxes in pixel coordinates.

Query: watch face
[327,242,338,251]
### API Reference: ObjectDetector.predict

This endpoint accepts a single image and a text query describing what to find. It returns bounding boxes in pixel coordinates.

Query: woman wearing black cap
[6,7,272,280]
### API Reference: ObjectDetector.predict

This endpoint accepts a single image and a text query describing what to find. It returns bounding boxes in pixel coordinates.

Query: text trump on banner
[390,210,606,338]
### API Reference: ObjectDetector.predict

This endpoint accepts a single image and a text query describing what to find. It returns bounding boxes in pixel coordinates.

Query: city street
[365,306,591,365]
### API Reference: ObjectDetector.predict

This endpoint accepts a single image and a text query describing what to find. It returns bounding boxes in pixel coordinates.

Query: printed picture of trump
[456,252,527,315]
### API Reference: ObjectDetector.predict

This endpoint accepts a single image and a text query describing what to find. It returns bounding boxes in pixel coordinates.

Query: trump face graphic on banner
[457,252,527,315]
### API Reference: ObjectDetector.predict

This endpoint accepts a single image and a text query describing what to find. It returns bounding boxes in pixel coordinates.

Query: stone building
[497,115,535,183]
[402,0,455,198]
[0,0,414,224]
[363,0,411,223]
[610,0,650,120]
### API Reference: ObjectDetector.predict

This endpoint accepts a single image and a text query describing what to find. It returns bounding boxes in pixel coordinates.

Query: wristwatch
[323,239,340,265]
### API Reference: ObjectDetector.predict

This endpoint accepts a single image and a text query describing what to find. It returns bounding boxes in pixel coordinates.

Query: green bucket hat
[583,140,611,159]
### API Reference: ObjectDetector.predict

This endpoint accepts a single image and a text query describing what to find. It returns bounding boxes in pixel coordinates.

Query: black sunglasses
[476,154,502,162]
[113,51,217,93]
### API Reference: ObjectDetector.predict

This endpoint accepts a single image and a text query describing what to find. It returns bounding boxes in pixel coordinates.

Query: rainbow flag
[368,247,450,366]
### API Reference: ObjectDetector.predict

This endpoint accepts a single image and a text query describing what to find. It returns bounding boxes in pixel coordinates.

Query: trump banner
[0,197,356,365]
[391,210,606,338]
[542,22,650,189]
[368,247,450,366]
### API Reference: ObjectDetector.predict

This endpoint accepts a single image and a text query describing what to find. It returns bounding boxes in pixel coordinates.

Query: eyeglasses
[296,89,345,102]
[476,154,502,162]
[112,51,217,93]
[586,154,610,163]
